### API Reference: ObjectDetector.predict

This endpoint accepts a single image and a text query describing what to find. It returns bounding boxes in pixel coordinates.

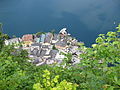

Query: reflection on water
[0,0,120,46]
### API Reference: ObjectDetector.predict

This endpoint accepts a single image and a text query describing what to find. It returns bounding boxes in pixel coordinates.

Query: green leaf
[107,86,114,90]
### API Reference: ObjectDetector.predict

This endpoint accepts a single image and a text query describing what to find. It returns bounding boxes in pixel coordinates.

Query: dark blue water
[0,0,120,46]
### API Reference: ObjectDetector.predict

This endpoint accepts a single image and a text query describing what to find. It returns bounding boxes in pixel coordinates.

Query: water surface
[0,0,120,46]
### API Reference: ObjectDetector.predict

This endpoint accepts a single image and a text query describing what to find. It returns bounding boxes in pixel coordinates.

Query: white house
[30,43,41,51]
[4,38,22,45]
[55,52,65,60]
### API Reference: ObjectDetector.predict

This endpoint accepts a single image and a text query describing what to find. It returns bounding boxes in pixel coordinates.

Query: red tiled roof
[22,34,33,41]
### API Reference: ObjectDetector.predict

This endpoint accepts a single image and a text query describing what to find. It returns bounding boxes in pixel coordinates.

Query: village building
[50,50,58,59]
[71,39,78,46]
[35,49,50,59]
[55,52,65,60]
[30,43,41,51]
[41,43,53,50]
[40,34,46,43]
[34,37,41,43]
[58,48,69,54]
[22,34,33,47]
[55,40,68,50]
[46,59,55,65]
[40,49,50,59]
[44,32,53,44]
[69,46,79,54]
[45,50,58,60]
[33,34,42,43]
[52,34,59,44]
[66,36,73,44]
[36,50,41,57]
[36,59,46,66]
[30,48,39,56]
[72,57,80,65]
[4,38,22,48]
[32,58,40,64]
[6,28,83,66]
[4,38,22,45]
[42,45,49,50]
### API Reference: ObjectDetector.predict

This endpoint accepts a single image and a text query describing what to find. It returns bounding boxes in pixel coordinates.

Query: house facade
[30,43,41,51]
[40,34,46,43]
[44,33,53,44]
[22,34,33,47]
[55,40,68,50]
[52,34,59,44]
[4,38,22,45]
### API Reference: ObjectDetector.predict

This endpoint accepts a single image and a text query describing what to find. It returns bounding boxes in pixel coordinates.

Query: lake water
[0,0,120,46]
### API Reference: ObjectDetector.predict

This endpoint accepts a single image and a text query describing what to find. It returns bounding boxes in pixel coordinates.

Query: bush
[78,24,120,89]
[33,69,78,90]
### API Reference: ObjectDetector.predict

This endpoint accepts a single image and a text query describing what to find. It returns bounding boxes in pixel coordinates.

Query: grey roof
[8,38,20,41]
[36,50,41,57]
[44,38,51,43]
[40,34,46,42]
[53,34,59,40]
[31,43,41,47]
[42,45,49,48]
[44,33,53,43]
[6,38,21,44]
[46,59,55,65]
[33,59,40,64]
[50,50,58,58]
[31,48,38,55]
[55,41,67,47]
[40,50,47,57]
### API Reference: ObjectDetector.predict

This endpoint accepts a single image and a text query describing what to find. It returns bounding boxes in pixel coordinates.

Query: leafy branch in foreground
[33,69,78,90]
[78,24,120,89]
